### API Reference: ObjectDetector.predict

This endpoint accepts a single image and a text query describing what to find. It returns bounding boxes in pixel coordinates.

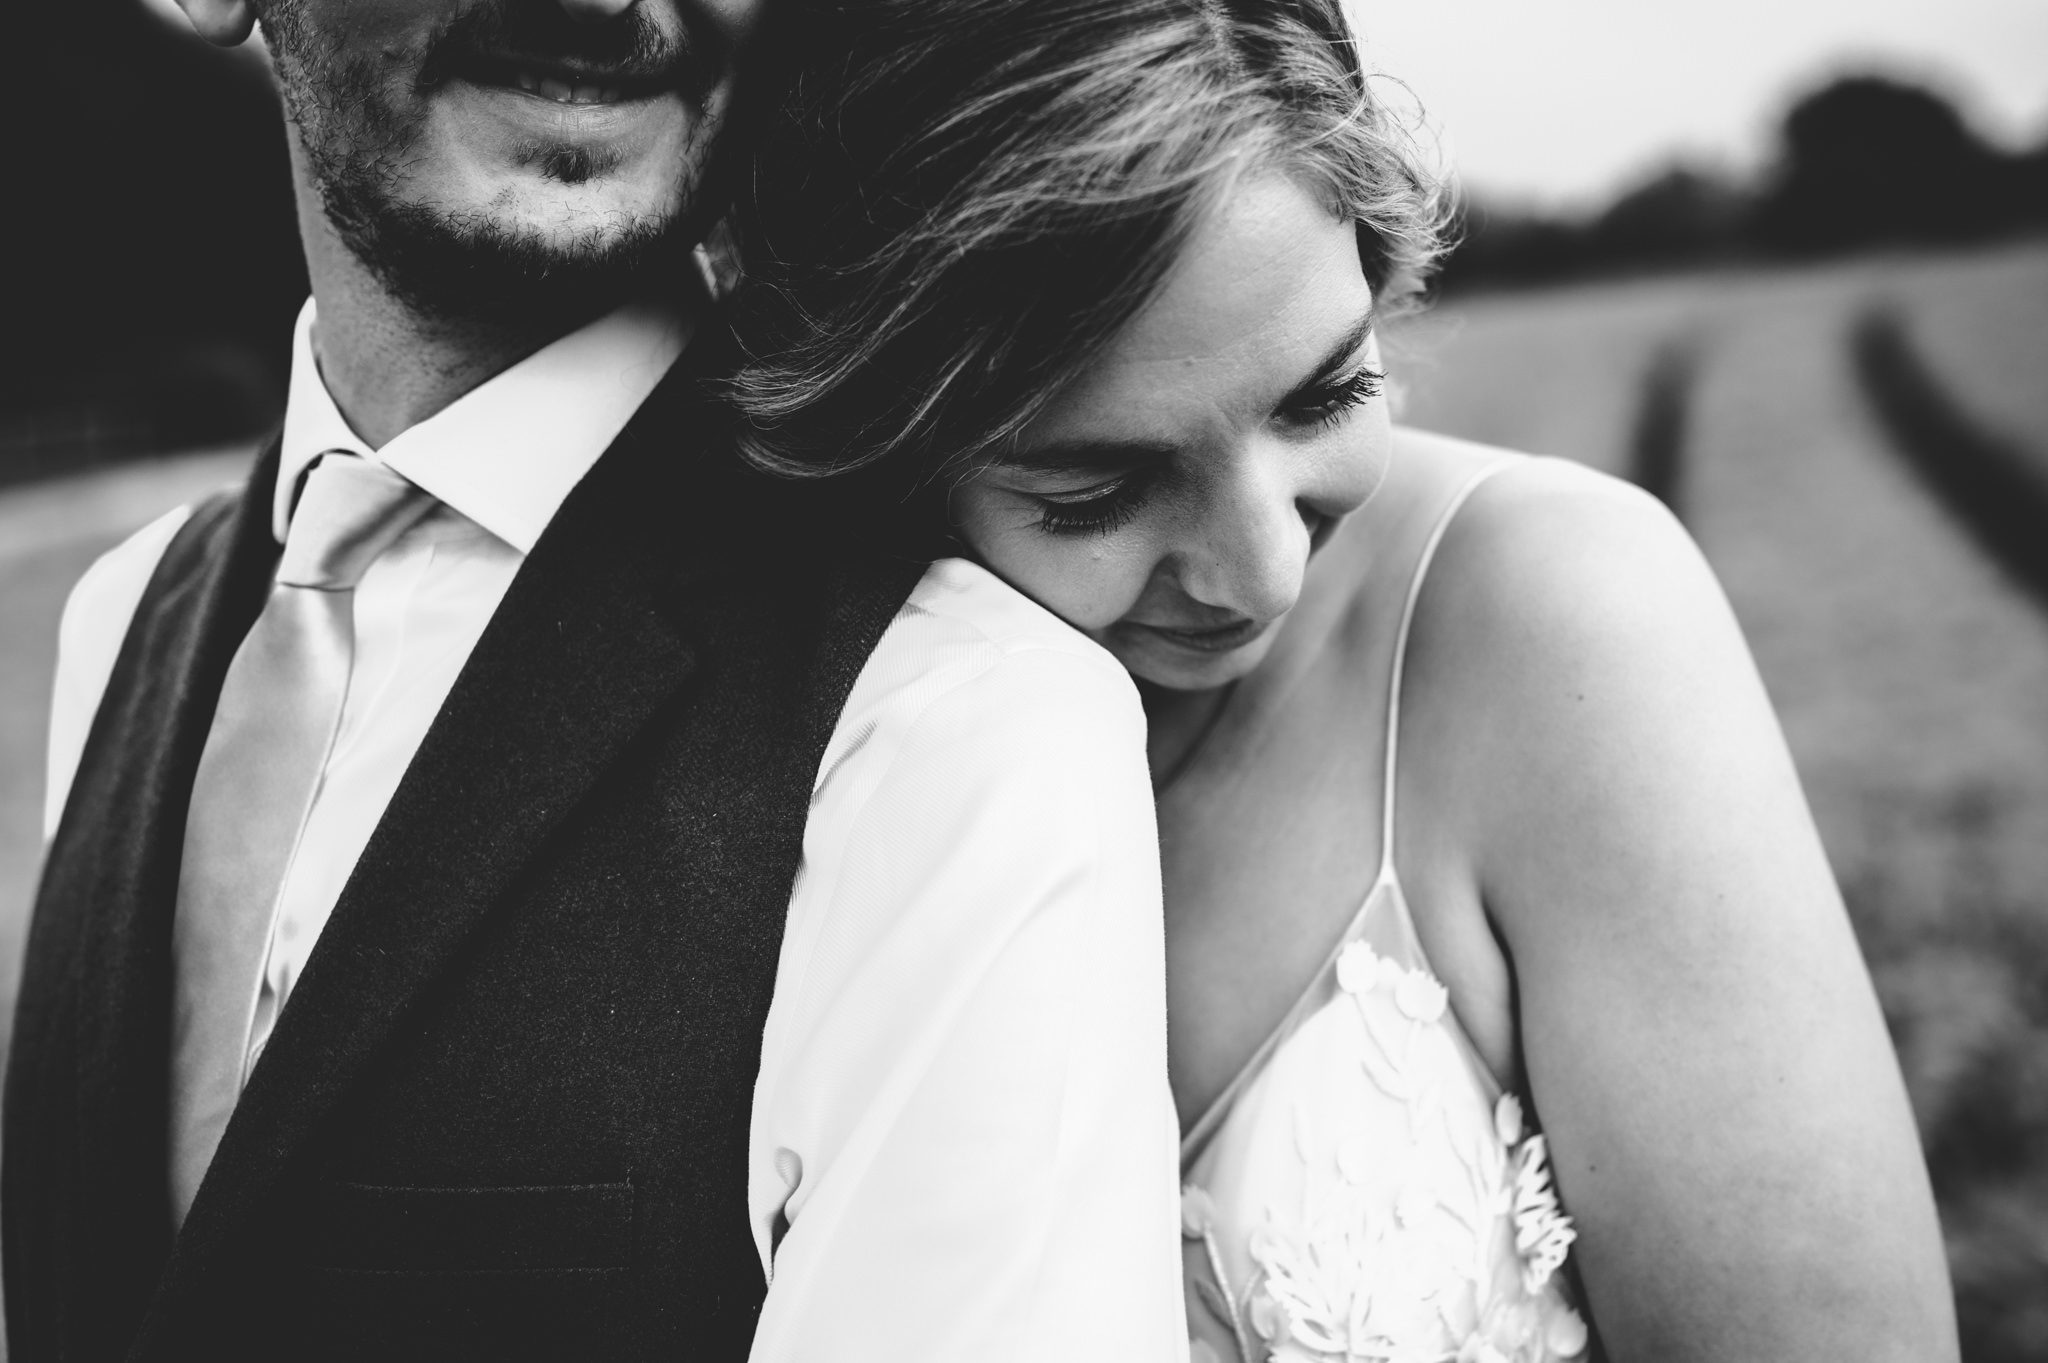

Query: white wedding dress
[1178,463,1591,1363]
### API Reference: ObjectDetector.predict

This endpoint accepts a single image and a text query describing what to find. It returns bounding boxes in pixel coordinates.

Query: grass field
[0,238,2043,1353]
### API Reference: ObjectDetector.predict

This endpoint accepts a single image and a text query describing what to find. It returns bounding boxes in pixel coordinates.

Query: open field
[0,239,2042,1352]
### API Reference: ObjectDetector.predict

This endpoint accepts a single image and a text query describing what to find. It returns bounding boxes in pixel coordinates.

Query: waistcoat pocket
[302,1178,634,1272]
[285,1181,636,1361]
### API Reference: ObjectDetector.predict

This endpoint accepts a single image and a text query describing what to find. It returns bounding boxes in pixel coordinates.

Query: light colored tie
[169,453,433,1225]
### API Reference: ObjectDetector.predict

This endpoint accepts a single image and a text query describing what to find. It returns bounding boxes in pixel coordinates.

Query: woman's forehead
[1043,175,1375,421]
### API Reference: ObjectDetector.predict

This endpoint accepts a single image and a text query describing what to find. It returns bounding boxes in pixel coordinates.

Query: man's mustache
[415,0,732,106]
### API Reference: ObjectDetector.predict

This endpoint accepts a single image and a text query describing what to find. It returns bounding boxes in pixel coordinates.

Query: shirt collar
[275,297,691,552]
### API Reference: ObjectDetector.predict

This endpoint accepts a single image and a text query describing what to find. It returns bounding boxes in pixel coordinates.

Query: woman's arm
[1421,459,1954,1361]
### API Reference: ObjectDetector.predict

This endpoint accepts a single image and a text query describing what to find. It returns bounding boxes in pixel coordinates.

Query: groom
[4,1,1186,1359]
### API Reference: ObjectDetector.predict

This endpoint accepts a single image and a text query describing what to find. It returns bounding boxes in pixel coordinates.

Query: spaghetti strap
[1374,457,1524,884]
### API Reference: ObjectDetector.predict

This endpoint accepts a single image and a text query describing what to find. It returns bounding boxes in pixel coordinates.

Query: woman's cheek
[985,537,1133,634]
[953,491,1155,633]
[1044,535,1159,633]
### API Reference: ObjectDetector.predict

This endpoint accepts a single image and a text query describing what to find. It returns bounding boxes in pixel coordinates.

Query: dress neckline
[1179,865,1510,1165]
[1177,456,1524,1165]
[1179,868,1396,1159]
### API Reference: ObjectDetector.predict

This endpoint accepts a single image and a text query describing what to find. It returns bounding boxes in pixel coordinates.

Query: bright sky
[1348,0,2048,209]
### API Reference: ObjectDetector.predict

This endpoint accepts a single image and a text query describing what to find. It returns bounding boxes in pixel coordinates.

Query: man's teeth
[508,70,624,104]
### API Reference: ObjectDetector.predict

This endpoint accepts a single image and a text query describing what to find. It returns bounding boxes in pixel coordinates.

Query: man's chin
[316,88,707,326]
[429,79,704,205]
[325,189,692,328]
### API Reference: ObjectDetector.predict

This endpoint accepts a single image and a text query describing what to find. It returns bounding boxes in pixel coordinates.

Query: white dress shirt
[43,299,1188,1360]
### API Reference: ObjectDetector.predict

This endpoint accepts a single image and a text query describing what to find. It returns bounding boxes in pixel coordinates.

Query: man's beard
[263,0,720,327]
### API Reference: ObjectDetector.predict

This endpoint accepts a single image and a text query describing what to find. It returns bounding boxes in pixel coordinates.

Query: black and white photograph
[3,0,2042,1357]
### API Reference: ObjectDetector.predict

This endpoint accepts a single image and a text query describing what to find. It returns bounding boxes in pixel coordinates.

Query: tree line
[1441,74,2048,293]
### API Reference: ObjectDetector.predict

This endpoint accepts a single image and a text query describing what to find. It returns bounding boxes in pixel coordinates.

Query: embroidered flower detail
[1456,1334,1513,1363]
[1263,1273,1352,1355]
[1237,1199,1478,1363]
[1335,940,1382,995]
[1510,1135,1577,1294]
[1196,951,1589,1362]
[1270,1345,1340,1363]
[1494,1093,1525,1147]
[1543,1302,1590,1358]
[1250,1291,1294,1344]
[1245,1219,1379,1359]
[1393,968,1449,1022]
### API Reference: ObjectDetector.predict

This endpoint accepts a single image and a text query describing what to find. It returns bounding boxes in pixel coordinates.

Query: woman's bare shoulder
[1387,448,1955,1363]
[1391,441,1780,892]
[1381,428,1698,591]
[1407,445,1735,699]
[1319,433,1728,757]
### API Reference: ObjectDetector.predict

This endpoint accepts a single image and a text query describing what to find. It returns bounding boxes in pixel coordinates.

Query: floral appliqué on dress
[1182,940,1589,1363]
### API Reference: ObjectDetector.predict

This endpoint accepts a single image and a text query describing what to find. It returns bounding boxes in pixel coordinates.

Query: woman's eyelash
[1033,473,1150,537]
[1286,366,1386,427]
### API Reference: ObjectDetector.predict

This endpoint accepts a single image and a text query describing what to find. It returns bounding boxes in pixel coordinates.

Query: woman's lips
[1126,616,1272,654]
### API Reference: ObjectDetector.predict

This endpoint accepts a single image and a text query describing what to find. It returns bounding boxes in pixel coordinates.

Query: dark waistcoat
[3,342,925,1362]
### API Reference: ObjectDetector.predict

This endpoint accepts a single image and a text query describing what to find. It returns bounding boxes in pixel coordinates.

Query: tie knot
[277,454,434,590]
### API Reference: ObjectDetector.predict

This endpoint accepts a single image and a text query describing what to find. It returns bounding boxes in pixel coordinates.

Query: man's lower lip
[1130,619,1271,653]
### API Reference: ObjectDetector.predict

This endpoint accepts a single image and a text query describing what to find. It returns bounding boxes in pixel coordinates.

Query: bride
[725,0,1956,1358]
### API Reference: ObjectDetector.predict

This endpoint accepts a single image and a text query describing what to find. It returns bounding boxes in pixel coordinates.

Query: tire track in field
[1853,308,2048,614]
[1624,338,1699,521]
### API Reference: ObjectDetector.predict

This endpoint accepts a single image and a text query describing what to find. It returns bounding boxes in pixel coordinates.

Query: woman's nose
[1176,429,1385,620]
[1175,460,1316,624]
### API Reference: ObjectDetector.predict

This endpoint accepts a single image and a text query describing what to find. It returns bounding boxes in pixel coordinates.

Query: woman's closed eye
[1278,364,1385,431]
[1031,470,1156,537]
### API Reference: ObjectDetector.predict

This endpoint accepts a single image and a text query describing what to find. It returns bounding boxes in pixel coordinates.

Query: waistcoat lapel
[136,352,725,1341]
[3,441,283,1363]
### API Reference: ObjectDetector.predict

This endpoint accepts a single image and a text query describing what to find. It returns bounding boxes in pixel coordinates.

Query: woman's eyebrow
[1000,439,1178,477]
[1290,308,1379,395]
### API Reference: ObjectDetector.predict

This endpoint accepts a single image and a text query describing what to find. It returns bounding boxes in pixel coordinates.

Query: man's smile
[449,52,684,107]
[506,71,631,104]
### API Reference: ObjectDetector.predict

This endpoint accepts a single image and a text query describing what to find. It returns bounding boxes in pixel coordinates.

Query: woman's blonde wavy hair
[725,0,1453,493]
